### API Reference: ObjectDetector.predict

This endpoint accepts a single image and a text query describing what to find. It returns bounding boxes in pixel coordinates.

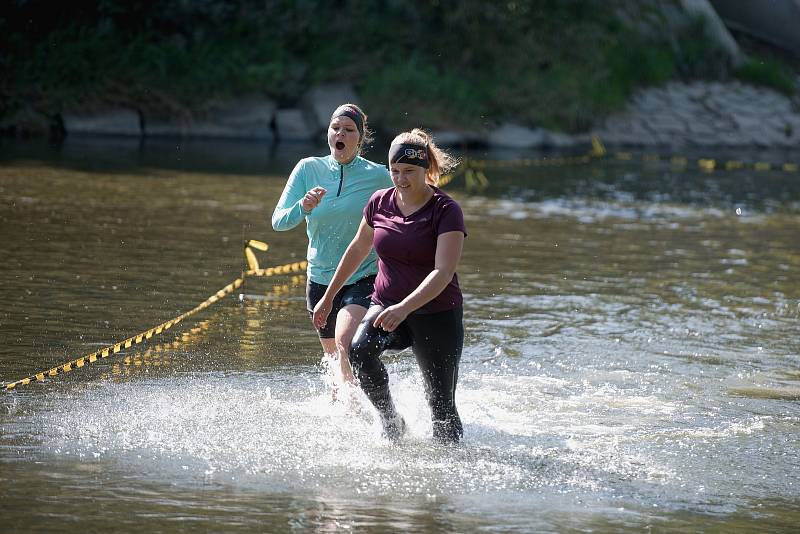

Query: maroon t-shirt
[364,186,466,313]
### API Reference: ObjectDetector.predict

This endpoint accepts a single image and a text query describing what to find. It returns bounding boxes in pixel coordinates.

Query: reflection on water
[1,140,799,532]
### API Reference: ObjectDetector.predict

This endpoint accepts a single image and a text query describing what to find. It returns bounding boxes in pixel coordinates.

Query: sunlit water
[1,139,799,532]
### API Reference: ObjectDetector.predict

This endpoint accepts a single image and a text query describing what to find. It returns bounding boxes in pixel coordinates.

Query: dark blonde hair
[389,128,458,186]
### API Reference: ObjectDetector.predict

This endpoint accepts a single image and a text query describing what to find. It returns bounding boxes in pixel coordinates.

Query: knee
[349,335,377,368]
[334,305,368,356]
[335,335,352,359]
[349,335,389,393]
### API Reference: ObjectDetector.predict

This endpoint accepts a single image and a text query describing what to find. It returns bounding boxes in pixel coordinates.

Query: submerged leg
[335,304,369,384]
[349,305,411,440]
[407,307,464,444]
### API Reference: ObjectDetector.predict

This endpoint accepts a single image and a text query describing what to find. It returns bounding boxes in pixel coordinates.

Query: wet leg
[349,305,410,439]
[335,304,368,384]
[408,309,464,444]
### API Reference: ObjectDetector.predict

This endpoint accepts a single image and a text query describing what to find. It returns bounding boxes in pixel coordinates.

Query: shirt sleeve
[434,197,467,237]
[363,190,382,228]
[271,160,309,231]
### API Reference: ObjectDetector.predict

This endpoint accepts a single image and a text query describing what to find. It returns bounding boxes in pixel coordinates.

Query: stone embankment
[3,81,799,150]
[473,80,800,151]
[0,84,359,144]
[593,80,800,149]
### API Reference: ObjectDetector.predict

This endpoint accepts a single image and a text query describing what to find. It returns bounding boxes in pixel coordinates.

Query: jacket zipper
[337,164,343,196]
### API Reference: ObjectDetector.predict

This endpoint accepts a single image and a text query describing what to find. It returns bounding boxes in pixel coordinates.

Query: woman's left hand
[373,304,409,332]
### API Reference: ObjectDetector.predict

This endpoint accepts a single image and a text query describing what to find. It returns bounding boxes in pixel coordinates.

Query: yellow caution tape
[590,136,606,157]
[2,245,307,391]
[107,316,219,379]
[725,160,744,170]
[245,247,260,271]
[437,173,454,187]
[247,239,269,252]
[698,159,716,172]
[437,136,798,190]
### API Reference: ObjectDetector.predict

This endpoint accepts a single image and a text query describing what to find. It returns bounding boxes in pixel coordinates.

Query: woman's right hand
[312,296,333,329]
[301,186,327,212]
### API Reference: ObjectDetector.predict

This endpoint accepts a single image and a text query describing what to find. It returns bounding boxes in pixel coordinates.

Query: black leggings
[349,304,464,443]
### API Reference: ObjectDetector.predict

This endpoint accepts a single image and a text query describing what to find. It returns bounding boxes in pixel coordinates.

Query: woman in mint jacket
[272,104,392,385]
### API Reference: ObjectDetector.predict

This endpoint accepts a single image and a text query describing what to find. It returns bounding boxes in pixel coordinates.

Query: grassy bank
[1,0,795,135]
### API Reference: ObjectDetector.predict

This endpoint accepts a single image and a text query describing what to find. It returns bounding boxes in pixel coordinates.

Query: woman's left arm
[373,231,464,332]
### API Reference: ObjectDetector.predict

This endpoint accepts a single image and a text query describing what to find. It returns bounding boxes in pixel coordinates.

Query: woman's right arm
[271,161,308,231]
[312,218,374,328]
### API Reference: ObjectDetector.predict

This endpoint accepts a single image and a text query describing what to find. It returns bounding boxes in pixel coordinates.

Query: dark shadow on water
[2,137,799,210]
[0,136,336,176]
[460,145,800,211]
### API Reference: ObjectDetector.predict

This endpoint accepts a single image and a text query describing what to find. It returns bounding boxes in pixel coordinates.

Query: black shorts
[306,275,376,339]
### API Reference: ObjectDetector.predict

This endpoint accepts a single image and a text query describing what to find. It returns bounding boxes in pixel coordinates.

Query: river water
[1,139,799,532]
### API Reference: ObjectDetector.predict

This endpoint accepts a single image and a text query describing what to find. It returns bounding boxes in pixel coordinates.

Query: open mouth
[335,141,345,150]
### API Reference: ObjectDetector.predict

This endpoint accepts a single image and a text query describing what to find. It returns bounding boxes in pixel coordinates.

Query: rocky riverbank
[470,79,800,150]
[3,80,799,151]
[593,79,800,149]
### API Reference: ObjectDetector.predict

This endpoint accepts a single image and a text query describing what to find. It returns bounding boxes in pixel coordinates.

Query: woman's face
[328,116,360,164]
[389,162,427,191]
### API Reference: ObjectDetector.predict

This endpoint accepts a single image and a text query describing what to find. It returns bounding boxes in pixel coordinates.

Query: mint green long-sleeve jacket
[271,155,392,286]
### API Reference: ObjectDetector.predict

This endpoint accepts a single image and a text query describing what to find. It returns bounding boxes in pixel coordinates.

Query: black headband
[330,106,364,139]
[389,143,429,169]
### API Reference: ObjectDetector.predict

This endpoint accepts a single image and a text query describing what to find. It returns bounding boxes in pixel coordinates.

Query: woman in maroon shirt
[313,128,466,444]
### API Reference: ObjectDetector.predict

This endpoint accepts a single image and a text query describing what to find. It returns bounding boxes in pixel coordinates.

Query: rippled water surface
[1,140,799,532]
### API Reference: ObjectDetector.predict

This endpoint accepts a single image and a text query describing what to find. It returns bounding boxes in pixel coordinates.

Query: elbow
[271,211,287,231]
[434,264,457,282]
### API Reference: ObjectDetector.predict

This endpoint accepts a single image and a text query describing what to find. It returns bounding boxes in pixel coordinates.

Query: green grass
[361,60,491,131]
[3,0,796,133]
[10,23,289,117]
[735,57,796,96]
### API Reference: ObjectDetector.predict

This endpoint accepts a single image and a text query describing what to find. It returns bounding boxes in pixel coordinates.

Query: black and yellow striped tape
[105,318,215,380]
[439,136,798,190]
[2,242,307,391]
